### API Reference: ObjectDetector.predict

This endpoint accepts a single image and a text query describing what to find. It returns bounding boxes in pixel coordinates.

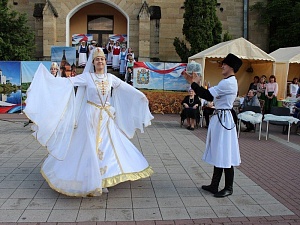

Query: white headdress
[83,47,107,74]
[50,62,61,77]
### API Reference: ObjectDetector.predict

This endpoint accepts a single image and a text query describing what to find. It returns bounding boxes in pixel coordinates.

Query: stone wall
[10,0,269,61]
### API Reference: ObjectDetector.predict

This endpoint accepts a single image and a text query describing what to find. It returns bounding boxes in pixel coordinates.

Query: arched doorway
[66,1,129,47]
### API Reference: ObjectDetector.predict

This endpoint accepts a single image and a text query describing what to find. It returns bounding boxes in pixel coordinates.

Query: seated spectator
[202,100,215,128]
[181,88,201,130]
[240,89,261,132]
[290,77,299,98]
[297,86,300,98]
[248,76,259,94]
[292,100,300,118]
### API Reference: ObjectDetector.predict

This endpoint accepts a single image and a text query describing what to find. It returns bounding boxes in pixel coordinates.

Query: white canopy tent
[189,37,275,96]
[270,46,300,98]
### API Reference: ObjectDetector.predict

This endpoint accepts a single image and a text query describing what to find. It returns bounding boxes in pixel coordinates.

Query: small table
[237,111,263,140]
[263,114,299,142]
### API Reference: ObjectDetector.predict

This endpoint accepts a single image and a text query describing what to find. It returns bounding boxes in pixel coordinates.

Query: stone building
[10,0,268,62]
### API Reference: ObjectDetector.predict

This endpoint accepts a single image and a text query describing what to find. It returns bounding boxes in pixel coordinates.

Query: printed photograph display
[0,61,22,113]
[133,62,189,91]
[51,46,77,77]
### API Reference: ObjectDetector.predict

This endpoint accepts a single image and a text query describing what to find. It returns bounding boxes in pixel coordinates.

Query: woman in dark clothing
[248,76,259,93]
[181,88,201,130]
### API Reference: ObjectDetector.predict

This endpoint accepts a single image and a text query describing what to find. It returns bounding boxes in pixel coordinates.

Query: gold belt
[87,100,115,119]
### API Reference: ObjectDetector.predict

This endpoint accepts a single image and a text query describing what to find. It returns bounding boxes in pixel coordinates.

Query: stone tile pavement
[0,114,299,224]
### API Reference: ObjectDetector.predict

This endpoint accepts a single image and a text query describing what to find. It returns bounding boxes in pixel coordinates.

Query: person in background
[292,100,300,118]
[49,62,60,77]
[265,75,278,114]
[126,67,133,85]
[88,40,97,58]
[112,41,121,71]
[181,88,201,130]
[257,75,267,100]
[183,53,242,198]
[239,89,261,132]
[101,44,108,60]
[248,76,259,93]
[127,56,134,68]
[126,48,134,62]
[297,86,300,98]
[202,100,215,128]
[106,39,114,66]
[119,46,127,79]
[78,40,88,68]
[289,77,299,98]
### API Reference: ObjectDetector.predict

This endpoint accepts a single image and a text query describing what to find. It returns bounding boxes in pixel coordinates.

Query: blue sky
[21,61,52,83]
[51,46,76,65]
[0,61,21,85]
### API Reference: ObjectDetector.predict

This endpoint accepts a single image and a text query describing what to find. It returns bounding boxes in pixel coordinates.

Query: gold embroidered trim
[100,166,108,175]
[87,101,115,119]
[41,169,102,197]
[102,166,154,188]
[106,118,123,174]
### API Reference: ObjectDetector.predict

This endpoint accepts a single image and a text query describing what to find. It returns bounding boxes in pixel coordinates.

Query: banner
[133,62,189,91]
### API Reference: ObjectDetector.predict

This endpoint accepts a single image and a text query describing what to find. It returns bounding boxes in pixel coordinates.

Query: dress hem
[102,166,154,188]
[41,166,154,197]
[40,169,103,197]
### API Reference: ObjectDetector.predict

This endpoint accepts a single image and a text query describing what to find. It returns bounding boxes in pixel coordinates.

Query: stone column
[42,1,57,58]
[138,1,151,62]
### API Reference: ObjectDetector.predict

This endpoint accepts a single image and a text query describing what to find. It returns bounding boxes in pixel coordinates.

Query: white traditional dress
[112,45,121,70]
[24,64,154,197]
[78,44,88,67]
[202,76,241,168]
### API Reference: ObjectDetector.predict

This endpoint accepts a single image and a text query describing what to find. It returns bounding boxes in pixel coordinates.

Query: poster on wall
[51,46,77,77]
[133,62,188,91]
[0,61,22,113]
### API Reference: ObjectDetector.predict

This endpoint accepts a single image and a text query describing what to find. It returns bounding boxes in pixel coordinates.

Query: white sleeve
[24,63,76,160]
[209,79,235,98]
[110,75,153,138]
[68,73,87,86]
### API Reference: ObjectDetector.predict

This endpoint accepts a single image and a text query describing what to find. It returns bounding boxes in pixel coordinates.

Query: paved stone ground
[0,113,299,224]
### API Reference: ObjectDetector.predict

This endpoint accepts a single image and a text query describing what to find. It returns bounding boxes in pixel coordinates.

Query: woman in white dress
[119,46,127,78]
[112,42,121,70]
[183,53,242,198]
[289,77,299,98]
[24,47,154,197]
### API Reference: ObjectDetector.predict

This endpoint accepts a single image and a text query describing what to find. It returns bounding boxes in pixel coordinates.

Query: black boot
[214,166,234,198]
[202,167,223,194]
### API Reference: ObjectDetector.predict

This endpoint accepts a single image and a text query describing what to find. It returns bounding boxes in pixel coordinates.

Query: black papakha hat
[222,53,243,73]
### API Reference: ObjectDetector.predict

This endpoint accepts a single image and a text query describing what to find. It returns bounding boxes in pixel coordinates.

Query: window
[88,16,113,31]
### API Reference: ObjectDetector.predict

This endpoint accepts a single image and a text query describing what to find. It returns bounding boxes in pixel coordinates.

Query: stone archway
[65,0,129,47]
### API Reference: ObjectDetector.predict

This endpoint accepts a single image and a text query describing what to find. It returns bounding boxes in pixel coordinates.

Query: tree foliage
[0,0,35,60]
[173,0,222,62]
[251,0,300,52]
